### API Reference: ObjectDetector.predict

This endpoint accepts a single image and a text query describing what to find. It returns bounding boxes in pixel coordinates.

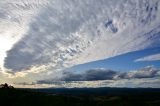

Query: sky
[0,0,160,88]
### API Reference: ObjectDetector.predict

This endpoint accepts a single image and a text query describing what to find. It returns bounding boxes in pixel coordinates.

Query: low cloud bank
[62,66,159,81]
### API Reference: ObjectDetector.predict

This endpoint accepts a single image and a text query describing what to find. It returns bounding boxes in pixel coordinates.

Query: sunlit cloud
[0,0,160,88]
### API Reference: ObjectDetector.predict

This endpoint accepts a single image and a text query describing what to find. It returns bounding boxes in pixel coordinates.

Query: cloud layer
[0,0,160,88]
[136,53,160,62]
[3,0,160,74]
[16,66,160,88]
[36,66,160,82]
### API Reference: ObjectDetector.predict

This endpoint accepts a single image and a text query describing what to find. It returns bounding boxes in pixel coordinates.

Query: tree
[0,83,14,89]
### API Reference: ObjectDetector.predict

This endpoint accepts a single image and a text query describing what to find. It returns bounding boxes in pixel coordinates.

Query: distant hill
[28,87,160,95]
[0,88,160,106]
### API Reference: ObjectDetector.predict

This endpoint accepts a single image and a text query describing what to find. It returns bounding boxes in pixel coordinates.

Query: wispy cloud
[135,53,160,62]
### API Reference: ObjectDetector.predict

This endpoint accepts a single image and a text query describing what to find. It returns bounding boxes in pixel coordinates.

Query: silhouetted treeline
[0,83,14,89]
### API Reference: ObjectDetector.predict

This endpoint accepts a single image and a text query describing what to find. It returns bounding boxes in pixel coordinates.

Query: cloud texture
[136,53,160,62]
[3,0,160,74]
[38,66,159,82]
[0,0,160,88]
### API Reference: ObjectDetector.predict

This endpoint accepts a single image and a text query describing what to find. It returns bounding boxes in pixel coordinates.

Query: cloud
[13,66,160,88]
[116,66,159,79]
[105,20,118,33]
[31,78,160,88]
[15,82,36,86]
[62,69,117,81]
[3,0,160,74]
[35,66,160,83]
[4,0,97,72]
[1,0,160,89]
[36,81,73,86]
[128,66,159,78]
[0,0,49,69]
[135,53,160,62]
[62,66,160,81]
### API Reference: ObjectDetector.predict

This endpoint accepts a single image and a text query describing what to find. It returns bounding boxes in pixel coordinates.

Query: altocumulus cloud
[4,0,160,74]
[1,0,160,88]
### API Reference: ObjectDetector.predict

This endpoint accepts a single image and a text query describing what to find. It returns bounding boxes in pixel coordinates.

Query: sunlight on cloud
[4,0,160,72]
[0,0,49,71]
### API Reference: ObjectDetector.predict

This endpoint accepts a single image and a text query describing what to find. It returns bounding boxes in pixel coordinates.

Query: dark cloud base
[62,66,159,81]
[35,66,160,84]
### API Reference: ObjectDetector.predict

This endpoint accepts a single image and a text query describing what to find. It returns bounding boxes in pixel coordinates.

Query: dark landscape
[0,85,160,106]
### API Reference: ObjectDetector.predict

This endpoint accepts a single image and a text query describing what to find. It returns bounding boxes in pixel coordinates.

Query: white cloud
[0,0,49,70]
[4,0,160,71]
[135,53,160,62]
[0,0,160,85]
